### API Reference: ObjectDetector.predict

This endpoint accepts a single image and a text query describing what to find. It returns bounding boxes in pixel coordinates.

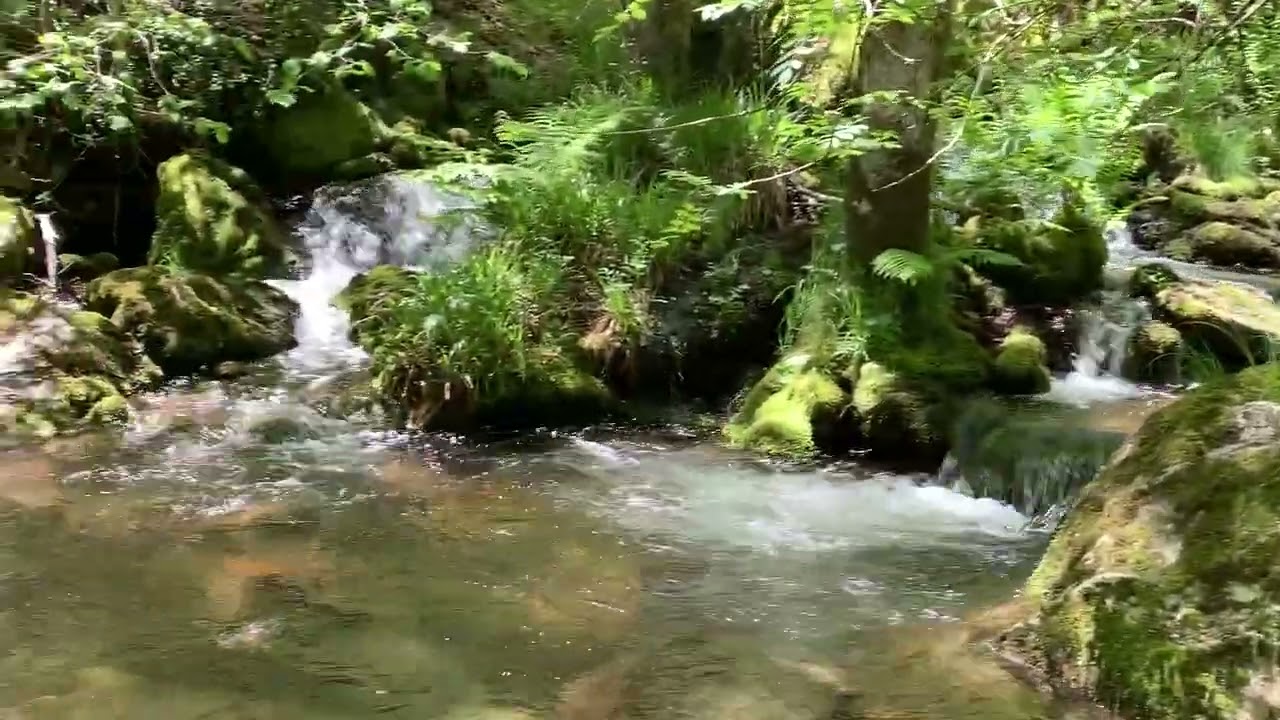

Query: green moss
[1170,174,1280,200]
[1183,221,1280,268]
[0,194,37,283]
[991,328,1051,395]
[724,354,847,458]
[337,265,421,342]
[257,85,386,178]
[1153,279,1280,367]
[149,153,291,277]
[58,252,119,281]
[1124,321,1183,383]
[86,267,298,376]
[971,202,1106,306]
[1020,363,1280,719]
[850,360,939,457]
[1129,262,1181,299]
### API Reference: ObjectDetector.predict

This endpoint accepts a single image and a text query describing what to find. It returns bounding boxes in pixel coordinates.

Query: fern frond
[870,249,935,285]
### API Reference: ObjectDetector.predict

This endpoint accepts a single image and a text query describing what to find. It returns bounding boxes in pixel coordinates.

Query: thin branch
[603,107,766,136]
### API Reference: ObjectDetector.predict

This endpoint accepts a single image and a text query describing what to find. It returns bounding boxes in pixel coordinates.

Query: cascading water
[268,174,483,377]
[34,212,60,291]
[1042,224,1149,405]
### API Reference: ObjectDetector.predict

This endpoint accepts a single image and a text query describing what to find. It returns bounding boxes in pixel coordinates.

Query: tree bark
[844,1,955,263]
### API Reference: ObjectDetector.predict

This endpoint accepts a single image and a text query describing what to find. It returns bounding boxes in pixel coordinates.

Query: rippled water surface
[0,386,1107,719]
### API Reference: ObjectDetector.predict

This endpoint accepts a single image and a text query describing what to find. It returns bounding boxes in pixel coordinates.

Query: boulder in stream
[149,153,292,277]
[0,292,162,435]
[1003,362,1280,720]
[1131,174,1280,270]
[0,195,38,285]
[86,267,298,377]
[724,353,847,458]
[990,327,1051,395]
[1132,263,1280,368]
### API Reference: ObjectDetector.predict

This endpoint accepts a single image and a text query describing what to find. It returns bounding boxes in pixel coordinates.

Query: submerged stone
[149,153,291,277]
[86,267,298,377]
[1008,363,1280,719]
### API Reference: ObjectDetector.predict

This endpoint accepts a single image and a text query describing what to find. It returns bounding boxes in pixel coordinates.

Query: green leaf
[107,114,132,132]
[266,89,297,108]
[485,51,529,79]
[870,249,934,285]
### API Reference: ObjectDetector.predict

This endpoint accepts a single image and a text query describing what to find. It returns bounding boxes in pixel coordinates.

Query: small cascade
[269,174,483,377]
[1043,226,1151,406]
[939,400,1126,521]
[34,213,60,291]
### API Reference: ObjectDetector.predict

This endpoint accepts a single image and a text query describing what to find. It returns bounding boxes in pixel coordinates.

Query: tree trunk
[844,1,954,263]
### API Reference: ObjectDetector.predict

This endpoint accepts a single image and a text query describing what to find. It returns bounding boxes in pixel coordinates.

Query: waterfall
[1042,226,1149,406]
[269,173,484,378]
[34,213,59,291]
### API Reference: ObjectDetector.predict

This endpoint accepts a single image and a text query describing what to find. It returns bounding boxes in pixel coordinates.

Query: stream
[0,179,1147,719]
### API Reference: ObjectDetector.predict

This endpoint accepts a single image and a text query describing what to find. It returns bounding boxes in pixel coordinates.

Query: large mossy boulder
[85,267,297,376]
[255,86,386,180]
[0,195,38,284]
[966,201,1106,306]
[1007,363,1280,719]
[1131,174,1280,270]
[1131,263,1280,368]
[0,292,162,436]
[148,154,291,277]
[724,353,847,458]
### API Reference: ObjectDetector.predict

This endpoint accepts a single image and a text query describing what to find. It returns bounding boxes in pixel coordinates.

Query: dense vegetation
[4,0,1280,448]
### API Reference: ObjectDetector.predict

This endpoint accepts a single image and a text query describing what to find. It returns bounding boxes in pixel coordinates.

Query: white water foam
[270,174,483,376]
[34,212,59,290]
[553,443,1030,555]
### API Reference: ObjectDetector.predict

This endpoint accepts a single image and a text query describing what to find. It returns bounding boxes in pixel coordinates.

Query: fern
[870,249,935,286]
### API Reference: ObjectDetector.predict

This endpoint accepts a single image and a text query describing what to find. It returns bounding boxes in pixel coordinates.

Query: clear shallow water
[0,177,1112,718]
[0,399,1103,719]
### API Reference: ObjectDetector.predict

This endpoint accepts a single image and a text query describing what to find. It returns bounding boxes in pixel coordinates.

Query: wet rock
[86,267,298,376]
[1123,321,1183,383]
[1131,263,1280,368]
[0,292,161,435]
[0,195,38,285]
[149,153,292,277]
[1006,363,1280,719]
[990,327,1051,395]
[1128,174,1280,271]
[1172,221,1280,268]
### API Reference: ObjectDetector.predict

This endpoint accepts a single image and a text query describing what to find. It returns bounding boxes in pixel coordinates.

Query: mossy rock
[1128,262,1181,299]
[970,202,1106,306]
[58,252,119,282]
[149,153,291,277]
[1123,321,1183,384]
[848,361,942,459]
[1169,174,1280,200]
[256,86,387,179]
[0,195,38,284]
[336,265,421,342]
[1013,363,1280,719]
[1174,221,1280,269]
[1142,268,1280,368]
[0,292,160,435]
[724,353,847,458]
[85,267,298,376]
[991,328,1051,395]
